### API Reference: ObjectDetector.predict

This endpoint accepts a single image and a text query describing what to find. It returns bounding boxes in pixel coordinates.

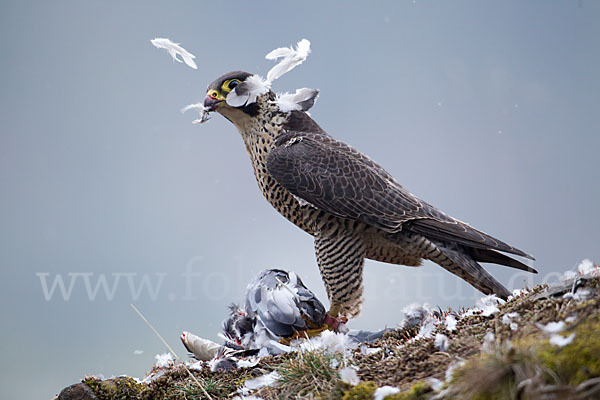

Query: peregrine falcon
[201,70,536,319]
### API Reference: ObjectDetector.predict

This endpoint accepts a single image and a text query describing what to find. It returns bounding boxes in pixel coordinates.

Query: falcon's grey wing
[266,131,534,261]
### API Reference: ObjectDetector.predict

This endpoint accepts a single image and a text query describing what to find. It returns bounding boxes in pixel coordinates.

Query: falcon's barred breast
[201,69,536,319]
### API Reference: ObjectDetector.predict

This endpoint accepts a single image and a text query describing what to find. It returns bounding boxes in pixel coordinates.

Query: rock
[57,383,98,400]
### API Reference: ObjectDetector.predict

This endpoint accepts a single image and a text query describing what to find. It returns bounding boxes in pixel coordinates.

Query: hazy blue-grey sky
[1,1,599,398]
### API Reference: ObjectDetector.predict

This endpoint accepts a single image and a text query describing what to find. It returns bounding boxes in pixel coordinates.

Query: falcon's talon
[324,314,347,332]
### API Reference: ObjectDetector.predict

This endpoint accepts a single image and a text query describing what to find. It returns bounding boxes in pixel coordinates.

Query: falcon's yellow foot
[279,326,330,345]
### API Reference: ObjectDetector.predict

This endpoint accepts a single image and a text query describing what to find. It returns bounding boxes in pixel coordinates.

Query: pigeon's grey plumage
[220,269,328,355]
[201,69,537,319]
[245,269,328,337]
[182,268,388,366]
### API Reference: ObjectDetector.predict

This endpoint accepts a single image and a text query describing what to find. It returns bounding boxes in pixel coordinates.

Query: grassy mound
[57,276,600,400]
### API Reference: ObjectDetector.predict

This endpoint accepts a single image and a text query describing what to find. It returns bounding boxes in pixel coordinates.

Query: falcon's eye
[228,79,240,90]
[222,79,241,93]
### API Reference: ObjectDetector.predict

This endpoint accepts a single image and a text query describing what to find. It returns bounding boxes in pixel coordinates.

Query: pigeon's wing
[266,131,533,260]
[245,269,307,337]
[291,273,327,327]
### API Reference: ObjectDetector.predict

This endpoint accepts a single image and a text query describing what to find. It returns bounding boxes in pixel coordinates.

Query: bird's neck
[236,98,289,164]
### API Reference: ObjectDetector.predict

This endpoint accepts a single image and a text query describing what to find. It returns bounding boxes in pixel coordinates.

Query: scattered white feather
[426,377,444,392]
[133,350,144,355]
[298,330,357,354]
[186,360,204,371]
[475,295,504,317]
[402,303,429,327]
[374,386,400,400]
[578,259,598,275]
[501,312,520,331]
[265,39,311,83]
[233,396,265,400]
[237,357,261,368]
[445,360,466,382]
[573,288,592,301]
[272,88,319,112]
[549,333,575,347]
[482,331,495,353]
[339,367,360,386]
[565,314,577,323]
[360,344,382,355]
[508,288,529,300]
[561,270,578,282]
[137,369,166,384]
[154,352,174,368]
[226,75,270,108]
[181,102,211,124]
[537,321,565,334]
[180,331,221,361]
[243,371,280,390]
[416,318,437,340]
[564,287,593,301]
[151,38,197,69]
[434,333,450,352]
[330,358,340,369]
[445,314,457,332]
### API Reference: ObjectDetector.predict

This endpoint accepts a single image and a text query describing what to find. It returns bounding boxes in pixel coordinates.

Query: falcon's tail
[427,240,511,299]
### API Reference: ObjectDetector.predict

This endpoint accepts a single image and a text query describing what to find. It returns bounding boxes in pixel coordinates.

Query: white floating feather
[181,102,211,124]
[226,75,270,108]
[151,38,197,69]
[273,88,319,112]
[265,39,311,83]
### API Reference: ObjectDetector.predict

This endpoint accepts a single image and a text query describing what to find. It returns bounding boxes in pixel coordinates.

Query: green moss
[448,354,516,400]
[537,314,600,385]
[82,377,145,399]
[386,381,432,399]
[341,381,377,400]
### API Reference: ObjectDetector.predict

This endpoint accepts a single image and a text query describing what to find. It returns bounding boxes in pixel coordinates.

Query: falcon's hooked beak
[203,90,226,112]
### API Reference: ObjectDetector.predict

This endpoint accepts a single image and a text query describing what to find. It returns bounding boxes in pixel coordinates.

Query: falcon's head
[203,71,273,121]
[202,69,320,129]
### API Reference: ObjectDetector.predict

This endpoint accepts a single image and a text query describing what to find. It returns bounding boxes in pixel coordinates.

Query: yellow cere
[208,89,224,100]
